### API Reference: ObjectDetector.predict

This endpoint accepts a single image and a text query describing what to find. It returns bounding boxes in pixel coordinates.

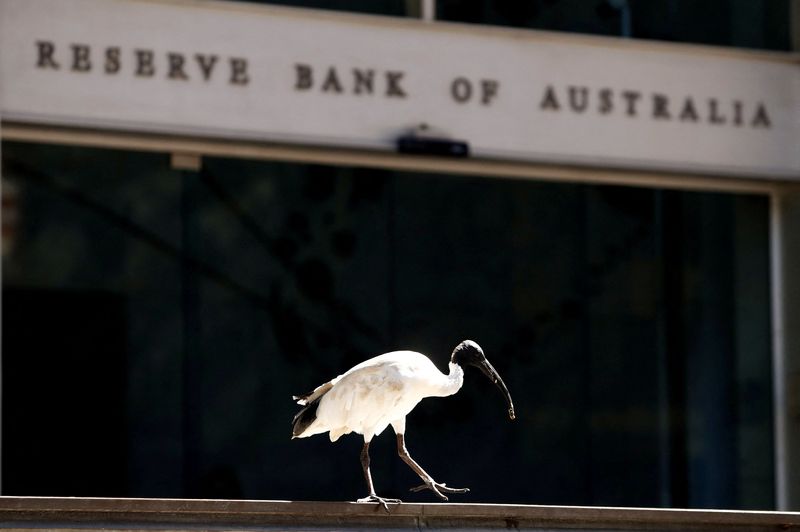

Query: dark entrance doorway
[2,287,128,496]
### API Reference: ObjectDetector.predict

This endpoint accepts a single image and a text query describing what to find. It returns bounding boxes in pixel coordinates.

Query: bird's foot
[357,494,401,513]
[410,481,469,501]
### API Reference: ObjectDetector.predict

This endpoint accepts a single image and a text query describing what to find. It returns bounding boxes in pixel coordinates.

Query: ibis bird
[291,340,515,510]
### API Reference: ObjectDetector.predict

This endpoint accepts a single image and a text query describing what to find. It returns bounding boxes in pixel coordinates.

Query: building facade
[1,0,799,510]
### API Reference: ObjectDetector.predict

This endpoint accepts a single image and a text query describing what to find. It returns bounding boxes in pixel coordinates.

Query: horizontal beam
[0,497,798,531]
[1,122,786,196]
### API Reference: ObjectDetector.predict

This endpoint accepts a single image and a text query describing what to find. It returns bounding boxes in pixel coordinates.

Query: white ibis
[291,340,515,511]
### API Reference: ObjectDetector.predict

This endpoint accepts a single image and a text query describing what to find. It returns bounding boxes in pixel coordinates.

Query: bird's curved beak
[477,359,516,420]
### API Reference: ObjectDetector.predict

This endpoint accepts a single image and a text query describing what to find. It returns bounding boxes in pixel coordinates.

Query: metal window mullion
[770,190,788,511]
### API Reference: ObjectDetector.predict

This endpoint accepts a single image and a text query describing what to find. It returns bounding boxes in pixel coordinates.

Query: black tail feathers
[291,395,321,438]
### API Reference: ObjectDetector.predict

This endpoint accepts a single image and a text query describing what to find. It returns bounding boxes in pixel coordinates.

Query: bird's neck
[437,362,464,397]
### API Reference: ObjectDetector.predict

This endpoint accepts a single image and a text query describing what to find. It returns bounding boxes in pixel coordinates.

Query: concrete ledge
[0,497,798,530]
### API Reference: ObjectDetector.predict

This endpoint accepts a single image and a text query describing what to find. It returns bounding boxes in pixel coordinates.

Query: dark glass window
[437,0,791,51]
[2,141,773,508]
[190,1,791,50]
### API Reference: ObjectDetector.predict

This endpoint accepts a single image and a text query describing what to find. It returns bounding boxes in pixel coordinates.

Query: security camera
[396,135,470,158]
[396,123,470,158]
[397,124,469,157]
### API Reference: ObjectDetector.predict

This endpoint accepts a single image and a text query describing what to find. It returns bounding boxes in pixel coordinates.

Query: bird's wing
[319,360,406,418]
[293,380,335,406]
[296,351,439,440]
[291,353,400,406]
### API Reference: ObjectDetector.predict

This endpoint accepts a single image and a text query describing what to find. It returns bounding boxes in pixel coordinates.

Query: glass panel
[436,0,791,52]
[1,141,773,508]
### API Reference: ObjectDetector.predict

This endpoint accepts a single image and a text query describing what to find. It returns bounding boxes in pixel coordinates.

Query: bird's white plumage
[295,350,464,442]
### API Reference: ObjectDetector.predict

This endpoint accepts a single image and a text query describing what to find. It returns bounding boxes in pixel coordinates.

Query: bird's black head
[451,339,516,420]
[450,339,486,367]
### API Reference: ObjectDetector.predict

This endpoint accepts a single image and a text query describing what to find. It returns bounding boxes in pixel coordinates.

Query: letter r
[36,41,59,69]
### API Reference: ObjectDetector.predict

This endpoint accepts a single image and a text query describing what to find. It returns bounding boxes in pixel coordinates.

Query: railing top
[0,497,798,531]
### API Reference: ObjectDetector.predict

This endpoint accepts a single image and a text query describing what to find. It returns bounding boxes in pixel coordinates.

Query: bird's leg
[356,440,401,512]
[396,433,469,501]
